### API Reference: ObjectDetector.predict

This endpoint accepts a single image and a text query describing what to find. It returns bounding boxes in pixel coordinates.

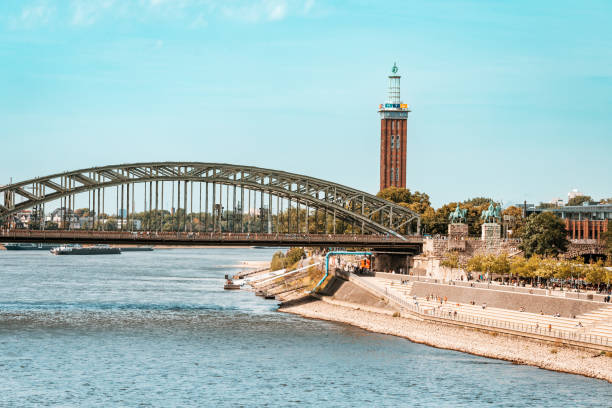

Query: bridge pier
[373,251,413,275]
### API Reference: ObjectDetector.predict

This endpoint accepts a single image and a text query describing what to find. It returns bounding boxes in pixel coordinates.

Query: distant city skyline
[1,0,611,208]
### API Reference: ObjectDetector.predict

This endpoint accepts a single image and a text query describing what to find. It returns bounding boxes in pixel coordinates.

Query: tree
[377,187,432,215]
[489,253,511,283]
[537,203,557,209]
[463,197,494,207]
[270,251,285,271]
[567,195,592,206]
[74,208,91,217]
[440,252,460,269]
[585,262,608,288]
[534,257,556,285]
[510,256,528,280]
[377,187,413,204]
[554,259,579,281]
[104,219,118,231]
[502,205,524,238]
[519,212,569,258]
[270,248,306,271]
[465,254,511,282]
[466,254,486,278]
[510,255,543,284]
[285,247,306,269]
[462,198,498,236]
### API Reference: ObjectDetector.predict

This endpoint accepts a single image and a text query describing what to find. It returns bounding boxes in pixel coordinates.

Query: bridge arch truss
[0,162,420,237]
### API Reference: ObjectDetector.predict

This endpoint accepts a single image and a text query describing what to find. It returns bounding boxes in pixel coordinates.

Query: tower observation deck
[378,63,410,190]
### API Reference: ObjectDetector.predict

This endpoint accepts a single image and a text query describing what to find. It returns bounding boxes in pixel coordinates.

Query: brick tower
[378,63,410,191]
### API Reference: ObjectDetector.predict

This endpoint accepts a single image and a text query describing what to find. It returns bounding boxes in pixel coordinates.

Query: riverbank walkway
[350,275,612,349]
[366,277,612,337]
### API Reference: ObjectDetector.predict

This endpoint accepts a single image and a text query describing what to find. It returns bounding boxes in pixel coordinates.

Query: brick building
[378,63,410,190]
[526,203,612,241]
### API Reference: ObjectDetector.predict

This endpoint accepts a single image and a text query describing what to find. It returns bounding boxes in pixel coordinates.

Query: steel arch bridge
[0,162,420,238]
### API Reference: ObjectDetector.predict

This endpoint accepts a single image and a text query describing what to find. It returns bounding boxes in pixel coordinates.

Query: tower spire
[387,63,401,104]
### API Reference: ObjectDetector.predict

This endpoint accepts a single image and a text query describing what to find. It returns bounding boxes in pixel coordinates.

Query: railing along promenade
[349,273,612,350]
[0,229,423,249]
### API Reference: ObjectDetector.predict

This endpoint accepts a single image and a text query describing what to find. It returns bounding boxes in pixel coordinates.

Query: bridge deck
[0,230,423,250]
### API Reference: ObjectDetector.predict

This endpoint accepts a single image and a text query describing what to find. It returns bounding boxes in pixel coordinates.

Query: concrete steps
[374,277,586,333]
[577,305,612,337]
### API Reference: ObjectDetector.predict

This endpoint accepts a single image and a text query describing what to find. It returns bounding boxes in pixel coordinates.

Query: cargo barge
[51,244,121,255]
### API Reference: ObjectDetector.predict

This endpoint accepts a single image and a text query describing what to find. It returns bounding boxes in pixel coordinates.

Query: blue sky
[1,0,611,208]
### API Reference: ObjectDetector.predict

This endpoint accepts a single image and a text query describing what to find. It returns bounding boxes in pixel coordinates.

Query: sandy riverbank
[237,260,270,269]
[280,298,612,383]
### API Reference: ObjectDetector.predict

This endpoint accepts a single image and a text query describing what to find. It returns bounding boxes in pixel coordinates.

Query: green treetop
[567,195,592,206]
[519,212,569,258]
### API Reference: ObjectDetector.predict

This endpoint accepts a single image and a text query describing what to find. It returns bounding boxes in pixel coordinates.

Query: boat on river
[51,244,121,255]
[118,247,154,252]
[224,275,242,290]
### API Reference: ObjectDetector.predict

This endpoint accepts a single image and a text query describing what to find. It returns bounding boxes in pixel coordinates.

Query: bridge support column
[373,252,412,275]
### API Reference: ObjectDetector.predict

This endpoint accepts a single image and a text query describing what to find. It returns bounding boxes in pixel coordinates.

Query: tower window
[396,136,400,150]
[390,135,394,149]
[396,168,399,181]
[390,168,394,182]
[391,121,395,131]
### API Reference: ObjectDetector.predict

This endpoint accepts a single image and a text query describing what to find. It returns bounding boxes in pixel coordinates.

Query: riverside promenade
[354,274,612,350]
[246,256,612,381]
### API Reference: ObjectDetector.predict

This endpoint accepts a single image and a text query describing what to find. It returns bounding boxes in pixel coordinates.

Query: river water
[0,248,610,407]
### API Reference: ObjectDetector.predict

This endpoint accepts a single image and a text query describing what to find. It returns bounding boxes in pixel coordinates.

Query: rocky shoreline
[279,298,612,383]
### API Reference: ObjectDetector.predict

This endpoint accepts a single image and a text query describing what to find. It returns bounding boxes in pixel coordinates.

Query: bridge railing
[0,229,423,244]
[350,273,611,349]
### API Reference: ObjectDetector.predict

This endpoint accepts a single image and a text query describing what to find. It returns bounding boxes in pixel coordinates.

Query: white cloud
[71,0,115,26]
[221,0,292,23]
[267,1,287,21]
[9,1,54,29]
[7,0,315,29]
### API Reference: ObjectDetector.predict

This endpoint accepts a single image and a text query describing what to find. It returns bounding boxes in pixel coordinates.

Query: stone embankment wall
[374,271,610,307]
[412,236,607,280]
[412,237,522,279]
[423,237,521,259]
[564,241,608,259]
[409,281,603,318]
[423,237,605,261]
[323,279,395,311]
[565,291,609,303]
